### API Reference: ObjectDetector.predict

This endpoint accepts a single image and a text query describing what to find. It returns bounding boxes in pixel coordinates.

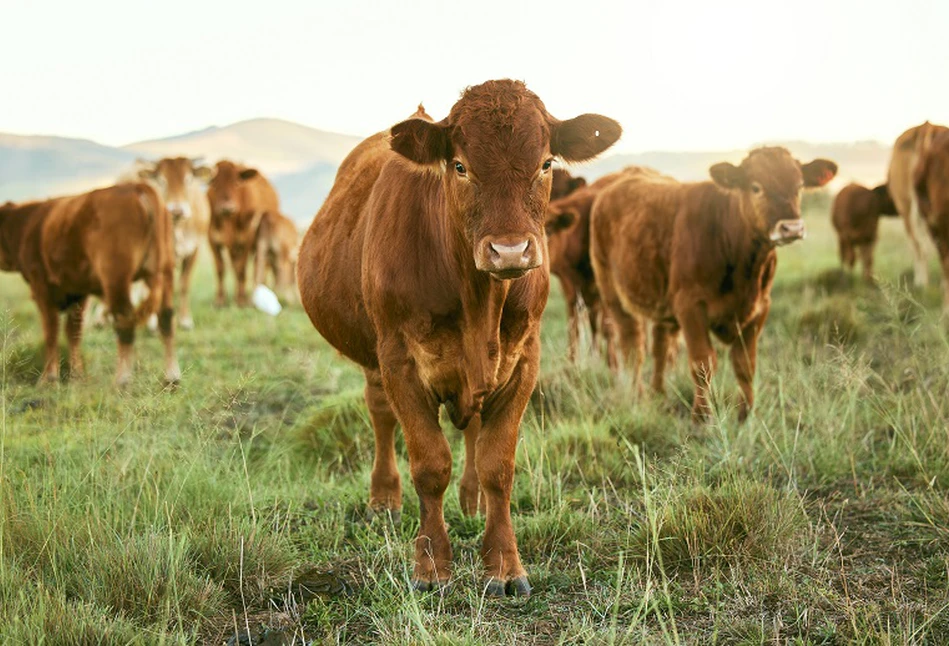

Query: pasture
[2,205,948,644]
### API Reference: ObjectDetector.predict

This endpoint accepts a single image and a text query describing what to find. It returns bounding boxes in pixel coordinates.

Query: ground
[1,206,948,645]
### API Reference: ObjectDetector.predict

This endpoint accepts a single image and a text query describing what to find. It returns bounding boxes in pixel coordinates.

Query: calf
[206,160,280,306]
[831,182,898,281]
[137,157,213,328]
[0,184,179,385]
[591,147,836,422]
[298,79,620,595]
[912,128,949,310]
[887,121,949,289]
[254,211,300,304]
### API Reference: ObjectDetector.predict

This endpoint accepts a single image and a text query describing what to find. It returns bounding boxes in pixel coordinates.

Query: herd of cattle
[2,79,948,597]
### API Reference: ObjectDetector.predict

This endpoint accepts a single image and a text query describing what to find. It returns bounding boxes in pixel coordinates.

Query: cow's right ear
[545,210,578,234]
[709,162,746,189]
[137,166,157,181]
[390,118,451,165]
[193,166,214,182]
[239,168,259,181]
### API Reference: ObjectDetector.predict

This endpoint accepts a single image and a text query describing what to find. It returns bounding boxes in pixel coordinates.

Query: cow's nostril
[489,240,529,256]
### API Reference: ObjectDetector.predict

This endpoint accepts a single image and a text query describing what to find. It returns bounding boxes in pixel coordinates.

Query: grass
[2,209,949,644]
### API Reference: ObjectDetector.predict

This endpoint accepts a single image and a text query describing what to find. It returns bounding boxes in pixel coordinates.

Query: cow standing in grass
[591,148,836,422]
[254,211,300,304]
[298,80,621,595]
[206,160,280,307]
[831,182,898,281]
[910,128,949,312]
[0,184,179,385]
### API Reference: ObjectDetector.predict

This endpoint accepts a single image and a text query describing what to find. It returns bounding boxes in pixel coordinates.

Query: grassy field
[2,206,949,645]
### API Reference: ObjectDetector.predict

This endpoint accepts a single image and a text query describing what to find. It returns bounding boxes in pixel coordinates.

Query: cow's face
[139,157,212,221]
[710,147,837,246]
[390,79,621,279]
[915,134,949,243]
[207,161,259,218]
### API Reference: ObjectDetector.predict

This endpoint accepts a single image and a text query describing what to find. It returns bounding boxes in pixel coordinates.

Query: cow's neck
[719,190,774,285]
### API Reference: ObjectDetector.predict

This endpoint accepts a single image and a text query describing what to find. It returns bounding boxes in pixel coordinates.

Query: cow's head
[871,184,898,216]
[389,79,621,279]
[138,157,212,221]
[207,160,259,218]
[710,147,837,246]
[914,132,949,239]
[550,169,587,202]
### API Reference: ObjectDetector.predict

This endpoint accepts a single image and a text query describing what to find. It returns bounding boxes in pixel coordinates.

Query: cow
[0,183,179,386]
[545,166,672,363]
[206,160,280,307]
[297,80,621,595]
[887,122,949,289]
[912,127,949,310]
[550,168,586,201]
[831,182,898,281]
[591,147,836,422]
[136,157,213,328]
[254,211,300,304]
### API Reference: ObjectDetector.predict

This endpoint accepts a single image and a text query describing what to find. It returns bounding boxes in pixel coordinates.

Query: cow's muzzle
[168,202,192,222]
[475,235,543,278]
[769,219,806,245]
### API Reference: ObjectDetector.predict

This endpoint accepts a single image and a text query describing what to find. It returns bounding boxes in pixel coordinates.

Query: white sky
[2,0,948,153]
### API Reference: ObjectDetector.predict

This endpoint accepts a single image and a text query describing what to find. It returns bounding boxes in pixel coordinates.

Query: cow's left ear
[239,168,259,181]
[550,114,622,162]
[390,117,451,165]
[193,166,214,182]
[801,159,838,187]
[570,177,588,192]
[710,162,746,189]
[545,209,578,234]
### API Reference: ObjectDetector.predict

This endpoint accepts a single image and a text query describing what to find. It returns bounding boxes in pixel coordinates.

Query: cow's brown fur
[0,184,179,385]
[138,156,212,328]
[591,148,836,422]
[206,160,280,306]
[254,211,300,304]
[298,80,620,595]
[913,128,949,309]
[831,182,898,281]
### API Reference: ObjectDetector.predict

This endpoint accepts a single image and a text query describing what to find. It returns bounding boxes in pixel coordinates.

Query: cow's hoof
[411,578,449,594]
[484,576,531,597]
[179,316,194,331]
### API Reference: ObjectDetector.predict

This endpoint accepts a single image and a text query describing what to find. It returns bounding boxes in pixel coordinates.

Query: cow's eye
[454,161,467,175]
[542,159,553,172]
[751,182,763,195]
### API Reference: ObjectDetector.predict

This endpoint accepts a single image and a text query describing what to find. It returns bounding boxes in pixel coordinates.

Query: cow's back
[888,122,949,216]
[298,131,393,368]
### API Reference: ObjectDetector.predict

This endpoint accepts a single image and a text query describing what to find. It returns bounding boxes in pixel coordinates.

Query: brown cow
[206,160,280,307]
[887,121,949,289]
[137,157,213,328]
[591,147,836,422]
[913,128,949,310]
[298,80,621,595]
[545,166,673,363]
[254,211,300,304]
[0,184,179,385]
[550,168,587,201]
[831,182,898,281]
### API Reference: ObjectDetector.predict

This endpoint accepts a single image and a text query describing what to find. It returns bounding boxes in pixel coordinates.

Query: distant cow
[254,211,300,304]
[887,121,949,289]
[544,169,644,362]
[298,80,621,595]
[550,168,586,201]
[137,157,213,328]
[0,184,179,385]
[912,127,949,309]
[592,147,836,422]
[831,182,898,281]
[206,161,280,307]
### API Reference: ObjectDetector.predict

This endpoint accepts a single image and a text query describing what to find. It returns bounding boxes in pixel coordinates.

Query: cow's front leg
[211,243,228,307]
[230,244,250,307]
[363,369,402,521]
[730,303,769,423]
[381,364,452,590]
[459,415,485,516]
[674,298,717,422]
[478,346,538,597]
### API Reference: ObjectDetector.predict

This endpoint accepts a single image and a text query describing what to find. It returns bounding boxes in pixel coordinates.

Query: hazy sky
[3,0,948,153]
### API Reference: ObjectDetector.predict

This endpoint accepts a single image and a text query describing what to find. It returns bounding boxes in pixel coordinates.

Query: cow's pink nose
[476,236,542,277]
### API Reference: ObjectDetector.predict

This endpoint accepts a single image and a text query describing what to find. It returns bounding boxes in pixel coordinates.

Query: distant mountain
[0,120,895,227]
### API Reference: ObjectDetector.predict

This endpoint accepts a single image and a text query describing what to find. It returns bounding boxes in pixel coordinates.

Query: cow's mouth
[769,219,806,246]
[488,267,533,280]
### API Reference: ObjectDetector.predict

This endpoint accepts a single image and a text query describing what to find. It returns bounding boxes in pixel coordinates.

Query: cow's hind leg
[35,292,60,384]
[364,369,402,522]
[675,299,717,422]
[231,245,251,307]
[650,321,678,395]
[613,311,646,396]
[730,303,769,423]
[178,250,198,330]
[106,280,136,387]
[858,242,876,283]
[65,297,88,379]
[155,264,180,386]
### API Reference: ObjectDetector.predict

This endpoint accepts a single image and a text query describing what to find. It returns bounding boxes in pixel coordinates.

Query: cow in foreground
[591,148,836,422]
[206,161,280,307]
[0,184,179,385]
[831,182,898,281]
[137,157,213,328]
[887,122,949,290]
[298,80,621,595]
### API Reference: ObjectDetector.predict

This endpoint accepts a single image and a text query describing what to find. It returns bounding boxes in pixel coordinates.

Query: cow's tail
[134,183,173,324]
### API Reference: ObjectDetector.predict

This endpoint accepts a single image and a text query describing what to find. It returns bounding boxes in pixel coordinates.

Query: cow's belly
[707,292,767,343]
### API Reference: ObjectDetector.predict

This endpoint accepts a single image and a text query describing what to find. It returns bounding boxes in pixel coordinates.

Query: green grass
[2,210,949,644]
